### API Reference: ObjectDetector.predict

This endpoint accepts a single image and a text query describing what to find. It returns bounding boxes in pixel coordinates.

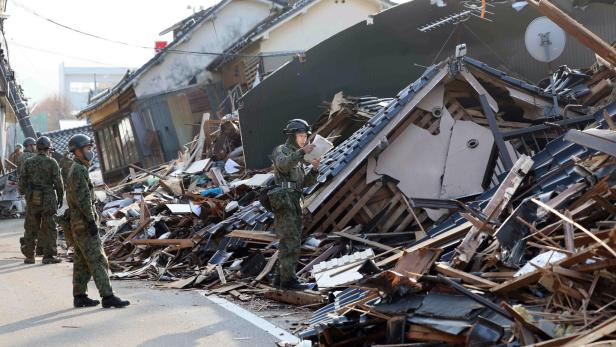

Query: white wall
[259,0,382,55]
[135,0,273,97]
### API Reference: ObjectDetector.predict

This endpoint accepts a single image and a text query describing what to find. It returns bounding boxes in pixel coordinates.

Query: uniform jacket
[272,139,317,187]
[66,158,97,228]
[18,153,64,208]
[269,139,318,212]
[16,149,34,177]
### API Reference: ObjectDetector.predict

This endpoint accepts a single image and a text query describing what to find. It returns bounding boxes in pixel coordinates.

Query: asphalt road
[0,218,293,347]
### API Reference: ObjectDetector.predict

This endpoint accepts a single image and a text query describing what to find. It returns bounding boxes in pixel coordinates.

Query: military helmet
[36,136,52,150]
[283,119,311,135]
[15,144,23,150]
[23,137,36,147]
[68,134,94,153]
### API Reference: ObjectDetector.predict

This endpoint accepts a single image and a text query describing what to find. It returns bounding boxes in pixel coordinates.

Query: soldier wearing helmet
[269,118,320,290]
[15,137,37,180]
[18,136,63,264]
[65,134,130,309]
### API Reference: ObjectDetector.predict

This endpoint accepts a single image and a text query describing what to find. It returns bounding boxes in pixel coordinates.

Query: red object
[155,41,168,52]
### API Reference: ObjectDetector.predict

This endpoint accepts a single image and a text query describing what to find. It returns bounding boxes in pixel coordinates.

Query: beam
[528,0,616,67]
[480,94,513,170]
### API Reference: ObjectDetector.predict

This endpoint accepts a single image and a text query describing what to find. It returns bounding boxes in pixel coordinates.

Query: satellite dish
[525,17,566,63]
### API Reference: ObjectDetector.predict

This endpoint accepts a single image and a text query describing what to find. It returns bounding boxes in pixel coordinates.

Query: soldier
[17,137,44,256]
[16,137,36,174]
[8,144,23,169]
[269,119,320,290]
[52,149,75,249]
[66,134,129,308]
[18,136,63,264]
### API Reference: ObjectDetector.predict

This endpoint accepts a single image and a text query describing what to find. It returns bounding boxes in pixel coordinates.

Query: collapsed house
[66,50,616,346]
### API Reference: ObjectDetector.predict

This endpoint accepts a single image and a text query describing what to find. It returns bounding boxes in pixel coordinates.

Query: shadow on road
[0,308,101,335]
[0,262,53,275]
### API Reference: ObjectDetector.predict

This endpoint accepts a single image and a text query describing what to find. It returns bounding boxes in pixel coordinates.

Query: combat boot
[102,295,130,308]
[74,295,100,308]
[280,278,312,291]
[19,237,26,257]
[42,256,61,264]
[24,257,35,264]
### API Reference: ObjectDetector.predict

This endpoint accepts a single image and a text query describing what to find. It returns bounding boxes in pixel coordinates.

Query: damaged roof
[305,55,572,206]
[207,0,394,71]
[78,0,253,117]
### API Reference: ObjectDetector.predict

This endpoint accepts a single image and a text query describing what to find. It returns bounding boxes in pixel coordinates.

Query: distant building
[59,64,130,113]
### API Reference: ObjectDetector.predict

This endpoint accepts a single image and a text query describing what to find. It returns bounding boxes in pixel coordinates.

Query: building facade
[59,64,130,114]
[78,0,285,182]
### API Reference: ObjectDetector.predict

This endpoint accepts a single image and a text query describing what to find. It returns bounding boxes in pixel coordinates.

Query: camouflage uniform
[8,149,22,169]
[270,139,317,285]
[16,149,35,184]
[52,150,75,247]
[18,153,64,258]
[66,157,113,297]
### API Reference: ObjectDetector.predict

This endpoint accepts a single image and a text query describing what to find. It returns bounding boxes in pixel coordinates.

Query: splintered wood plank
[532,198,616,257]
[131,238,195,248]
[333,231,397,252]
[564,210,576,253]
[435,263,498,287]
[453,155,534,268]
[407,324,466,344]
[254,251,278,283]
[492,245,601,294]
[394,248,442,279]
[562,316,616,347]
[263,289,326,306]
[376,222,472,267]
[227,230,278,243]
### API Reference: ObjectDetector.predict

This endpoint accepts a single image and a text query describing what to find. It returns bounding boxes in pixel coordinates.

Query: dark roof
[207,0,323,71]
[42,125,99,167]
[79,3,230,116]
[305,55,587,195]
[305,63,444,194]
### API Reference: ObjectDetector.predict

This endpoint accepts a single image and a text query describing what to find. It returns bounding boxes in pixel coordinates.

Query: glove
[87,220,98,237]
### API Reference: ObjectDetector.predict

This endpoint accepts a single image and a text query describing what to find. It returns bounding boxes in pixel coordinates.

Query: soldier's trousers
[72,228,113,297]
[273,203,303,284]
[55,209,73,248]
[22,205,56,258]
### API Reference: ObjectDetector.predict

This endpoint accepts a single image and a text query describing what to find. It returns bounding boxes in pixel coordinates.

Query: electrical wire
[430,25,458,65]
[462,22,519,76]
[10,0,305,59]
[10,40,118,66]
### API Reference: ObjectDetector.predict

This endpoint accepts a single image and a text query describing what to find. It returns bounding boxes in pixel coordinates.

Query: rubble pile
[67,55,616,346]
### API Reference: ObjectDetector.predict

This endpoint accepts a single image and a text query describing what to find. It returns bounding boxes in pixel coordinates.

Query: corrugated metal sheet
[239,0,616,169]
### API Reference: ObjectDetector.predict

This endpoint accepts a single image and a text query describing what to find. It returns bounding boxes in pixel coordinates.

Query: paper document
[304,134,333,162]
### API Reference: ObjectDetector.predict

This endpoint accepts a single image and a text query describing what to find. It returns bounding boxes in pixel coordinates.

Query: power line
[9,40,119,66]
[10,0,305,59]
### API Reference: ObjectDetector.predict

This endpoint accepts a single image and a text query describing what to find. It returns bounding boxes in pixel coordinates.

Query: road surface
[0,218,295,347]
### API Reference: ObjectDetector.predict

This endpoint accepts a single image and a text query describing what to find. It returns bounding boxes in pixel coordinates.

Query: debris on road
[54,48,616,346]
